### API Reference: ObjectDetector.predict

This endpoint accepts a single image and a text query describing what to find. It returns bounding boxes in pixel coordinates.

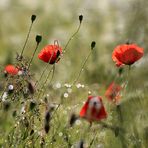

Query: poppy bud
[45,111,51,123]
[31,15,36,23]
[36,35,42,44]
[91,41,96,50]
[79,15,83,23]
[79,139,84,148]
[29,101,36,110]
[12,110,17,117]
[40,137,45,147]
[69,113,78,127]
[28,81,35,94]
[3,101,10,111]
[44,123,50,133]
[30,129,34,135]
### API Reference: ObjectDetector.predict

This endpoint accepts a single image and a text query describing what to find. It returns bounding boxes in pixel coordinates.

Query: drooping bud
[69,113,78,127]
[29,101,36,110]
[31,15,36,23]
[91,41,96,50]
[44,123,50,134]
[79,15,83,24]
[36,35,42,44]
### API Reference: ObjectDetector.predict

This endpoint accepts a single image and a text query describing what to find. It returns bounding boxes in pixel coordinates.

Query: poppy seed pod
[79,15,83,23]
[31,14,36,22]
[91,41,96,50]
[36,35,42,44]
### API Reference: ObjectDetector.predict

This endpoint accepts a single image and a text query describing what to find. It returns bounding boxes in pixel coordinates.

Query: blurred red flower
[112,44,144,67]
[4,65,19,75]
[38,44,62,64]
[105,82,121,104]
[79,96,107,122]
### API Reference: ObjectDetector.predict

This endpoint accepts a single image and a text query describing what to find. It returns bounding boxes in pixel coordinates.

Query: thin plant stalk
[20,22,33,58]
[27,43,40,70]
[72,50,92,85]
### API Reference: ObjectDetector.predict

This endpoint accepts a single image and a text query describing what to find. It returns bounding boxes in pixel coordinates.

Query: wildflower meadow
[0,0,148,148]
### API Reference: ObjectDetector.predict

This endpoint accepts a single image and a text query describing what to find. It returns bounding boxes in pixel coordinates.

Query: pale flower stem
[28,43,39,70]
[63,23,82,55]
[72,50,92,86]
[20,22,33,58]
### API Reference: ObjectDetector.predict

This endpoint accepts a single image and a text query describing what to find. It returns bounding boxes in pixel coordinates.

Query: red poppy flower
[105,82,121,104]
[112,44,144,67]
[38,44,62,64]
[4,65,19,75]
[80,96,107,122]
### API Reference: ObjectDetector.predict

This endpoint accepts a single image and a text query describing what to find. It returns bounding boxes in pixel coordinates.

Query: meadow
[0,0,148,148]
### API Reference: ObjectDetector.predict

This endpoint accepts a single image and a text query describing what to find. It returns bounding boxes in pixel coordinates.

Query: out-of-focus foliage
[0,0,148,147]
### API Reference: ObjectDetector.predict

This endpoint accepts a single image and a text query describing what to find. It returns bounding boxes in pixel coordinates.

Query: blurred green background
[1,1,148,147]
[0,0,148,86]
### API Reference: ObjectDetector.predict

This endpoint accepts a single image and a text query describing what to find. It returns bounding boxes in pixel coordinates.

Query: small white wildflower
[76,83,81,88]
[18,70,23,75]
[88,91,91,95]
[46,94,49,97]
[8,85,14,90]
[81,84,85,88]
[59,132,63,137]
[75,120,81,126]
[2,92,8,102]
[67,88,72,93]
[64,93,68,98]
[97,144,104,148]
[55,82,61,89]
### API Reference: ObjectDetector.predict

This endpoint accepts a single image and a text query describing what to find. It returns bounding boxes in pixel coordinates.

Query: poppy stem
[20,22,33,59]
[34,64,49,88]
[63,16,83,54]
[37,65,55,99]
[72,41,95,85]
[27,43,39,70]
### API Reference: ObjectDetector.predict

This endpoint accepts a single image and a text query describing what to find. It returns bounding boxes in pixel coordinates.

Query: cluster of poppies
[4,42,144,123]
[79,43,144,123]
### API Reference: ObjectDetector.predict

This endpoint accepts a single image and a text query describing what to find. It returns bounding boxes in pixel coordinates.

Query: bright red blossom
[79,96,107,122]
[4,65,19,75]
[38,45,62,64]
[112,44,144,67]
[105,82,122,104]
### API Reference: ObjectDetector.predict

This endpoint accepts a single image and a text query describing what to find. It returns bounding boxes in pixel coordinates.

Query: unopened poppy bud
[91,41,96,50]
[36,35,42,44]
[69,113,78,127]
[29,101,36,110]
[28,81,35,94]
[79,15,83,23]
[31,15,36,23]
[44,123,50,133]
[12,110,17,117]
[78,139,84,148]
[45,111,51,123]
[30,129,34,135]
[3,101,10,111]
